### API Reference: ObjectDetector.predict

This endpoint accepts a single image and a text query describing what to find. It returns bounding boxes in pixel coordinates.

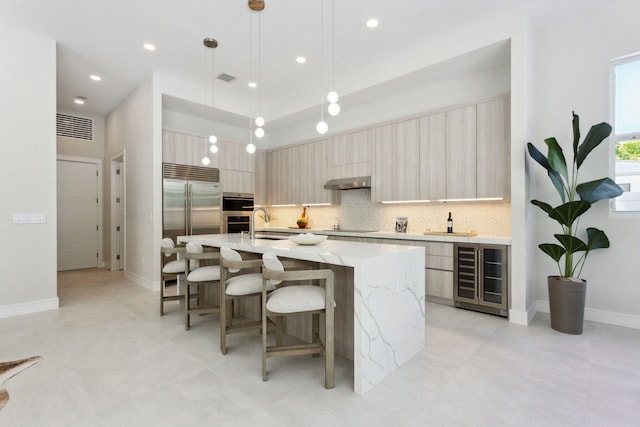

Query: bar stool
[261,253,335,389]
[219,247,275,354]
[184,242,221,330]
[160,238,185,316]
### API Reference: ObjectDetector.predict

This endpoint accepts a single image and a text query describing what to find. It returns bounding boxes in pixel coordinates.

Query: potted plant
[527,112,623,334]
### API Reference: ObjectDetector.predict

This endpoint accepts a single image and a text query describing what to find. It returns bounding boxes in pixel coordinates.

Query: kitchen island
[179,233,425,395]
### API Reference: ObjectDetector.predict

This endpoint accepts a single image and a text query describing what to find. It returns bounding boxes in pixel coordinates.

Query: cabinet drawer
[426,254,453,270]
[414,241,453,257]
[425,269,453,300]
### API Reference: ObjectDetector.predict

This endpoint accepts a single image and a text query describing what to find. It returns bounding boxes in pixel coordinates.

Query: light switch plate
[13,213,47,224]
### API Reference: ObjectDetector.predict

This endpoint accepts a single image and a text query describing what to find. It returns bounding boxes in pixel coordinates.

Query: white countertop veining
[255,227,512,245]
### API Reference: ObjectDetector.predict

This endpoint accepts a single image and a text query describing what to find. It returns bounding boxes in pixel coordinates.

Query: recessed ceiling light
[366,18,379,28]
[74,96,86,105]
[296,56,307,64]
[90,74,101,81]
[144,43,156,51]
[248,81,257,88]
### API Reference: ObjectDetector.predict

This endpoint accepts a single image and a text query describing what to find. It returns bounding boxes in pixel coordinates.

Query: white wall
[105,77,156,288]
[531,0,640,327]
[0,25,58,317]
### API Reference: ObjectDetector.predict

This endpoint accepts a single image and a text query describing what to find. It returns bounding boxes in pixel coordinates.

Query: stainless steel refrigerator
[162,163,221,243]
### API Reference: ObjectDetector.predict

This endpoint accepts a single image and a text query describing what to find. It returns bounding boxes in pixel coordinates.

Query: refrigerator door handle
[186,183,192,235]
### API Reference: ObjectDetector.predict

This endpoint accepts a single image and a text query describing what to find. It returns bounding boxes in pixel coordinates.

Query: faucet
[251,207,270,240]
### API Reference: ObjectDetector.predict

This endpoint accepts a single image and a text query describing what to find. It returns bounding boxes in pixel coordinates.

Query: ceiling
[0,0,580,125]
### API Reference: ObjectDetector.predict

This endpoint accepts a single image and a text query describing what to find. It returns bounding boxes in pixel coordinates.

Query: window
[611,54,640,213]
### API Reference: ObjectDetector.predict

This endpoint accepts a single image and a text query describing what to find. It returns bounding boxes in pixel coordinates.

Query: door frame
[56,154,104,269]
[110,150,126,271]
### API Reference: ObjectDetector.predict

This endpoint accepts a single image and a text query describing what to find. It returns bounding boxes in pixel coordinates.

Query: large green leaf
[547,201,591,227]
[555,234,588,254]
[527,142,566,202]
[544,137,569,183]
[539,243,565,262]
[531,199,555,215]
[586,227,610,250]
[577,178,624,203]
[576,122,612,169]
[572,112,580,159]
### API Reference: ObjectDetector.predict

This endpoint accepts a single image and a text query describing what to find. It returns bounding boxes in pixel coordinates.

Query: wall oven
[221,192,254,234]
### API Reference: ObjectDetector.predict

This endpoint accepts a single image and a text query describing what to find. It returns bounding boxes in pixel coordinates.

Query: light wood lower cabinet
[413,241,454,303]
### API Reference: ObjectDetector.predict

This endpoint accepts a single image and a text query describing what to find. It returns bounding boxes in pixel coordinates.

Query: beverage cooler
[453,243,508,318]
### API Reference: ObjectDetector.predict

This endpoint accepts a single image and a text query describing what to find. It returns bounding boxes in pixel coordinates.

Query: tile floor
[1,269,639,426]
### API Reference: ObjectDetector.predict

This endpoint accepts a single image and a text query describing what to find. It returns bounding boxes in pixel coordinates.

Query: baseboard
[124,271,157,291]
[508,303,537,326]
[536,300,640,330]
[0,297,59,319]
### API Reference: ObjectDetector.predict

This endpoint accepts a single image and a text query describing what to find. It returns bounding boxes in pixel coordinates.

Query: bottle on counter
[447,212,453,233]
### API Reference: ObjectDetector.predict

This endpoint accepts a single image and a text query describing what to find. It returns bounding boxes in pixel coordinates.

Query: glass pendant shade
[208,135,218,144]
[254,127,265,138]
[246,143,256,154]
[201,156,211,166]
[327,91,339,103]
[316,121,328,134]
[209,145,218,154]
[328,102,341,116]
[255,116,265,127]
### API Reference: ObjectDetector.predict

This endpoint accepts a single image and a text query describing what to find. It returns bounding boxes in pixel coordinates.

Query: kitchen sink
[254,235,288,240]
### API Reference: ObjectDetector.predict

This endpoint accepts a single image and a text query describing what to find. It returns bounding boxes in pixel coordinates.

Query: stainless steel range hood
[324,176,371,190]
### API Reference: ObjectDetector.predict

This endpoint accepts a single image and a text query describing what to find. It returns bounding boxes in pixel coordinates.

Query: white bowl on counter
[288,233,328,245]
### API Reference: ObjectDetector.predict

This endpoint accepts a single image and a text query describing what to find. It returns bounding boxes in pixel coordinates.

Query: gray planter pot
[547,276,587,335]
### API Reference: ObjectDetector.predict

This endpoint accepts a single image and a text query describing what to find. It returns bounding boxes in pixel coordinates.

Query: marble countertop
[178,233,423,268]
[255,227,511,245]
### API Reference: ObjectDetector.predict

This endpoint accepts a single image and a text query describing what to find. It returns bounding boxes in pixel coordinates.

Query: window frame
[609,52,640,217]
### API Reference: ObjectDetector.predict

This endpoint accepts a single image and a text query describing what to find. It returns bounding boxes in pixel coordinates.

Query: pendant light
[254,9,265,139]
[316,0,329,135]
[327,0,340,117]
[246,118,257,154]
[247,1,264,153]
[202,37,219,165]
[316,101,329,134]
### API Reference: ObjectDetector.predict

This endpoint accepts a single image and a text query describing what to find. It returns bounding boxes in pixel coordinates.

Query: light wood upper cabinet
[476,97,510,198]
[446,105,477,199]
[372,119,420,202]
[418,112,447,200]
[162,130,219,169]
[219,140,255,173]
[254,150,267,205]
[266,140,332,206]
[330,129,372,179]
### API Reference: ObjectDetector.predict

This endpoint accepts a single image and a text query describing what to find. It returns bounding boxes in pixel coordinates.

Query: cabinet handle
[477,248,483,302]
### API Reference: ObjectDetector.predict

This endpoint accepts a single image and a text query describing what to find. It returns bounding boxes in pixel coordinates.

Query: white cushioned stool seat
[162,259,185,274]
[187,265,221,282]
[226,273,273,296]
[266,285,326,313]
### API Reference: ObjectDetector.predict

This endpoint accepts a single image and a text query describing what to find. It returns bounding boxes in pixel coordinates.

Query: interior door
[189,181,221,235]
[57,160,99,271]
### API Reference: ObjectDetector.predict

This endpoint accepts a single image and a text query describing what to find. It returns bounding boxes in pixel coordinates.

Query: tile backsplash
[258,189,511,237]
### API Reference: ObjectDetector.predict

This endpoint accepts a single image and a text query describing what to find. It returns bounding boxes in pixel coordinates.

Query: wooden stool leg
[220,290,227,355]
[312,313,320,358]
[184,283,190,331]
[262,313,268,382]
[160,279,165,316]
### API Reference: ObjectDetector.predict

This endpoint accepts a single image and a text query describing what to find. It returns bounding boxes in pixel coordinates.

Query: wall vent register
[56,113,94,141]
